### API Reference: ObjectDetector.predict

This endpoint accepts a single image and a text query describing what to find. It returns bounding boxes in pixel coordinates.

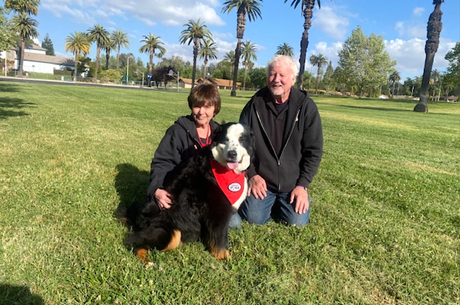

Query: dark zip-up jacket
[147,115,219,200]
[239,87,323,193]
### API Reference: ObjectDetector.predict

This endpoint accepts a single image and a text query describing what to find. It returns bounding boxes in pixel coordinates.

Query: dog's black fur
[121,122,253,264]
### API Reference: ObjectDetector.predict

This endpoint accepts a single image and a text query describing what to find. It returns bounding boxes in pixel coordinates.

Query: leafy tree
[444,42,460,94]
[111,30,130,72]
[221,0,262,96]
[65,31,91,81]
[0,6,16,52]
[87,24,110,82]
[414,0,444,112]
[223,50,235,80]
[337,26,395,97]
[248,67,267,89]
[276,42,294,57]
[284,0,330,89]
[41,33,54,55]
[241,40,257,90]
[179,19,212,89]
[198,39,218,79]
[310,53,327,93]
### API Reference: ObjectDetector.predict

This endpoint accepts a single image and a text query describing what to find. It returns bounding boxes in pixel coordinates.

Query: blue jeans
[230,190,310,227]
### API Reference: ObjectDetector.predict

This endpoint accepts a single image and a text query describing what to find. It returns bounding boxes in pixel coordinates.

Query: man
[236,55,323,226]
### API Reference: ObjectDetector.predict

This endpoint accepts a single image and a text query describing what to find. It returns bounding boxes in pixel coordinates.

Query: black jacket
[147,115,219,200]
[239,87,323,193]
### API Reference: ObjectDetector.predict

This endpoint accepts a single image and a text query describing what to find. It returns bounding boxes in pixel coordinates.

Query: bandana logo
[228,182,242,192]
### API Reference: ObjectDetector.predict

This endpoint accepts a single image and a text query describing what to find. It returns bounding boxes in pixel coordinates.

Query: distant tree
[224,51,235,82]
[112,30,130,72]
[102,35,115,70]
[41,33,54,55]
[248,67,267,89]
[221,0,263,96]
[414,0,444,112]
[321,61,334,92]
[284,0,331,89]
[198,38,218,79]
[65,31,91,81]
[389,70,401,98]
[310,53,327,93]
[276,42,294,57]
[241,40,257,90]
[179,19,212,89]
[87,24,110,82]
[444,42,460,94]
[139,33,166,76]
[337,26,395,97]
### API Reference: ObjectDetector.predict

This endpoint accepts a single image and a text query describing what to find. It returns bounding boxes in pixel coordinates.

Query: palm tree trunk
[414,1,443,113]
[18,38,25,76]
[297,0,315,89]
[191,39,199,89]
[94,47,100,83]
[116,47,121,71]
[232,12,246,97]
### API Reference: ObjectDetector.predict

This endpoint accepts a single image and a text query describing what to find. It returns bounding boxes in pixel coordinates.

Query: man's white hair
[266,55,298,81]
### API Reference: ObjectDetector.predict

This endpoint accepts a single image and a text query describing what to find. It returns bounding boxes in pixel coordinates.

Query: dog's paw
[211,248,231,260]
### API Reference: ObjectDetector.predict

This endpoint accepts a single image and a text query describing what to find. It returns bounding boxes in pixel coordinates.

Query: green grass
[0,81,458,305]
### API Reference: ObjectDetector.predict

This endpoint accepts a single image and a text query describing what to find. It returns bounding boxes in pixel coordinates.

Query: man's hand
[154,188,172,209]
[290,186,309,214]
[248,175,267,199]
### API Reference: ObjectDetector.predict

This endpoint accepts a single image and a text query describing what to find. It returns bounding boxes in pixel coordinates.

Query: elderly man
[235,55,323,227]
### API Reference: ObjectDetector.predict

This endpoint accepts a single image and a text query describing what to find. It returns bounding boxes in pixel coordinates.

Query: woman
[147,83,221,209]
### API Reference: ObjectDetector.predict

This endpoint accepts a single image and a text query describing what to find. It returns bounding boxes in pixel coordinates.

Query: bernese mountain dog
[124,122,253,265]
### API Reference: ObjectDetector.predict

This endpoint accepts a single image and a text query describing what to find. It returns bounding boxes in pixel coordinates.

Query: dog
[124,122,253,265]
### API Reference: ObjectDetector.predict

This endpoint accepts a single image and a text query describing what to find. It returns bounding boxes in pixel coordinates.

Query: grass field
[0,80,459,305]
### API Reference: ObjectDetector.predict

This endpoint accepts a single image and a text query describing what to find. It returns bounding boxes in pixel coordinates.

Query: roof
[23,52,75,66]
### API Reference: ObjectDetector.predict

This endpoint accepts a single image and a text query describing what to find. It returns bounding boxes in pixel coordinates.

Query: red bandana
[210,159,245,205]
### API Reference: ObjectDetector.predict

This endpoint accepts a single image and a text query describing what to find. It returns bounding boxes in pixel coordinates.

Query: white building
[12,43,75,74]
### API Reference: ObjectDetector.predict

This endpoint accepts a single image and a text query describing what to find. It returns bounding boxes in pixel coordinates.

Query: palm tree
[102,35,115,70]
[414,0,444,113]
[389,70,401,99]
[276,43,294,57]
[139,33,166,76]
[5,0,40,76]
[111,30,130,72]
[65,31,91,82]
[179,19,212,89]
[310,53,327,93]
[11,13,38,76]
[285,0,330,89]
[241,40,257,90]
[4,0,39,15]
[224,51,236,85]
[87,24,110,82]
[198,39,218,79]
[221,0,263,96]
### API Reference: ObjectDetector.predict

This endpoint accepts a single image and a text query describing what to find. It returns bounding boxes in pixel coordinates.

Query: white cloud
[314,6,349,40]
[412,7,425,16]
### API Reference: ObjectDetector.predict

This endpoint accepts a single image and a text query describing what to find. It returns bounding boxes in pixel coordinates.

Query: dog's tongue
[227,162,239,170]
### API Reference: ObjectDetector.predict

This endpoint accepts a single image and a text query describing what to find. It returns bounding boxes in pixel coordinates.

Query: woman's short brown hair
[187,83,221,116]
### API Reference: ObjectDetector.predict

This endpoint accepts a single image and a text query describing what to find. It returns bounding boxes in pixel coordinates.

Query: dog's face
[211,123,253,174]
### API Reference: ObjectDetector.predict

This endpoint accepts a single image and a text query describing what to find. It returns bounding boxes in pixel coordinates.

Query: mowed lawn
[0,80,458,305]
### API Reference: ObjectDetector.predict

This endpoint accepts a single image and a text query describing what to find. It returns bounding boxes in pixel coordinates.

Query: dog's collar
[210,159,245,205]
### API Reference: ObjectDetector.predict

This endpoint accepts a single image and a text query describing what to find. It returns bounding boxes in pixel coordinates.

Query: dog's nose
[227,150,237,160]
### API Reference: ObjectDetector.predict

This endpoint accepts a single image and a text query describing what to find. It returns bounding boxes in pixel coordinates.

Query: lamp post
[126,55,134,85]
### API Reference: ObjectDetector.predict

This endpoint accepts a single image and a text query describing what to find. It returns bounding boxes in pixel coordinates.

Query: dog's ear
[220,120,226,125]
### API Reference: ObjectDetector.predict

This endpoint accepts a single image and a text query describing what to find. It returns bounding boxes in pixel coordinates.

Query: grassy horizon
[0,81,458,304]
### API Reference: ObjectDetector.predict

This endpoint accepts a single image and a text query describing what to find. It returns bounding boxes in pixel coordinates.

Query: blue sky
[22,0,460,80]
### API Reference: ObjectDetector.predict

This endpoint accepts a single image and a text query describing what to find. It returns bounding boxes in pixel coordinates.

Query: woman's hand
[154,189,172,209]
